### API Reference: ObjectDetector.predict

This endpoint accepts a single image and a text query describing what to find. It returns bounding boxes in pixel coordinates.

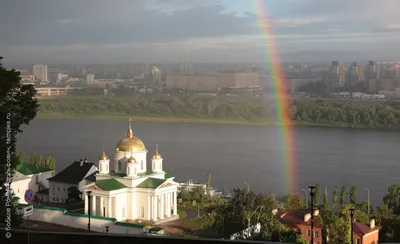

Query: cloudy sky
[1,0,400,64]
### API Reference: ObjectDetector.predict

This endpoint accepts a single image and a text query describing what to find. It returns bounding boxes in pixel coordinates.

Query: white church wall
[115,191,128,221]
[135,191,152,220]
[114,150,147,174]
[132,151,147,173]
[23,205,143,234]
[127,191,133,220]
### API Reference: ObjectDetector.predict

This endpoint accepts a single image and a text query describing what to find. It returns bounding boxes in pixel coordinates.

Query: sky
[1,0,400,64]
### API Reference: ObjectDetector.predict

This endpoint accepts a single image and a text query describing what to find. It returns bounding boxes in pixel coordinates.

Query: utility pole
[309,185,316,244]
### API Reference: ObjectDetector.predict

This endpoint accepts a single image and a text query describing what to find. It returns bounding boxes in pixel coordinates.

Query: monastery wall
[22,204,143,235]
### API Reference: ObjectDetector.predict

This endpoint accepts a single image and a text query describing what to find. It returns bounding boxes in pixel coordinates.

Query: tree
[0,57,39,227]
[192,187,205,216]
[323,187,329,210]
[321,207,351,244]
[281,193,304,210]
[383,184,400,215]
[350,186,358,205]
[332,185,339,210]
[314,184,321,207]
[15,153,56,170]
[213,188,306,243]
[340,186,349,208]
[206,174,211,197]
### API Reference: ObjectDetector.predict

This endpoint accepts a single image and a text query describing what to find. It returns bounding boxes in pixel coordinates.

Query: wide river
[17,119,400,205]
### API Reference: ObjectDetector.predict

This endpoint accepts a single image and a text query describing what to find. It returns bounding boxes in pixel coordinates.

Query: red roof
[278,209,322,228]
[353,222,380,236]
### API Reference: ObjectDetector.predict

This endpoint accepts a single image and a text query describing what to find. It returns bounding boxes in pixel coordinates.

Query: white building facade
[33,64,48,82]
[84,122,179,223]
[11,163,54,204]
[47,159,97,203]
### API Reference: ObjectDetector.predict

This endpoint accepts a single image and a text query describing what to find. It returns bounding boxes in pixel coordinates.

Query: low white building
[47,159,97,203]
[11,162,54,204]
[83,121,179,224]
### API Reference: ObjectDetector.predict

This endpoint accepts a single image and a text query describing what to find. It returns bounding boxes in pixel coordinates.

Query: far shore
[36,112,396,130]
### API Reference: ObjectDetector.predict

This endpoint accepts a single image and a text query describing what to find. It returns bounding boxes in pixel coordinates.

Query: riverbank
[36,112,273,126]
[37,112,395,130]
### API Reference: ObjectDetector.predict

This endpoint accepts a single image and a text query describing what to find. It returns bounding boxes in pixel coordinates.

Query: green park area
[37,94,400,129]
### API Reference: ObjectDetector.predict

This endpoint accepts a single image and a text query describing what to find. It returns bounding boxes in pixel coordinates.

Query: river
[17,118,400,205]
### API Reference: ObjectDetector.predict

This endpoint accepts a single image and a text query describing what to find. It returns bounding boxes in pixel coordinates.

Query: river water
[17,119,400,205]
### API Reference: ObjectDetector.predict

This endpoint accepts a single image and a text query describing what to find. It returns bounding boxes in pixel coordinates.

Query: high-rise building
[33,64,48,82]
[348,62,364,86]
[329,61,345,88]
[56,73,69,83]
[151,67,162,85]
[86,74,95,85]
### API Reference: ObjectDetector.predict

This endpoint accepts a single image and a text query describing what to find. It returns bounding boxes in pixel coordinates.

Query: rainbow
[253,0,296,194]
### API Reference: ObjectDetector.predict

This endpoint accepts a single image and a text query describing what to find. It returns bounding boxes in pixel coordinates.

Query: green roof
[107,171,126,177]
[136,178,166,189]
[16,162,53,175]
[96,178,126,191]
[137,170,153,177]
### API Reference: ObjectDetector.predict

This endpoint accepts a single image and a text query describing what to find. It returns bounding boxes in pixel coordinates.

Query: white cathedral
[83,121,179,223]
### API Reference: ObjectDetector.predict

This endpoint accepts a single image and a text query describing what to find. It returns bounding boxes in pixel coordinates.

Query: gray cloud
[1,0,400,63]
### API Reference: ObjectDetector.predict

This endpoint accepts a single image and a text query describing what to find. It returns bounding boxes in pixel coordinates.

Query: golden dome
[152,144,162,159]
[127,156,137,163]
[100,146,108,160]
[100,151,108,160]
[116,119,146,152]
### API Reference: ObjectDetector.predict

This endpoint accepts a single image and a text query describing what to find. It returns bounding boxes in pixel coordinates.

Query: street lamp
[244,182,250,193]
[365,188,370,215]
[309,185,316,244]
[350,208,355,244]
[87,191,92,232]
[302,189,308,207]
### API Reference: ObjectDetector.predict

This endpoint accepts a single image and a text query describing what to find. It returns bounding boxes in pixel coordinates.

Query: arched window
[140,207,144,218]
[127,167,130,175]
[99,164,102,172]
[118,161,121,171]
[141,160,143,170]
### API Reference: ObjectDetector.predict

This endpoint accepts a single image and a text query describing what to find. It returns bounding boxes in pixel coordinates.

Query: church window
[122,207,125,218]
[99,164,102,172]
[140,207,144,218]
[127,167,130,175]
[118,161,121,170]
[141,161,143,170]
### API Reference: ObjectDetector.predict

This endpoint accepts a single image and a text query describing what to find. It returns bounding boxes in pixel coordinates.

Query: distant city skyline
[1,0,400,64]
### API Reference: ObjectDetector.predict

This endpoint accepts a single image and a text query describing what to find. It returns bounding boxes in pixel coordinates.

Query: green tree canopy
[350,186,358,205]
[0,57,39,227]
[383,184,400,216]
